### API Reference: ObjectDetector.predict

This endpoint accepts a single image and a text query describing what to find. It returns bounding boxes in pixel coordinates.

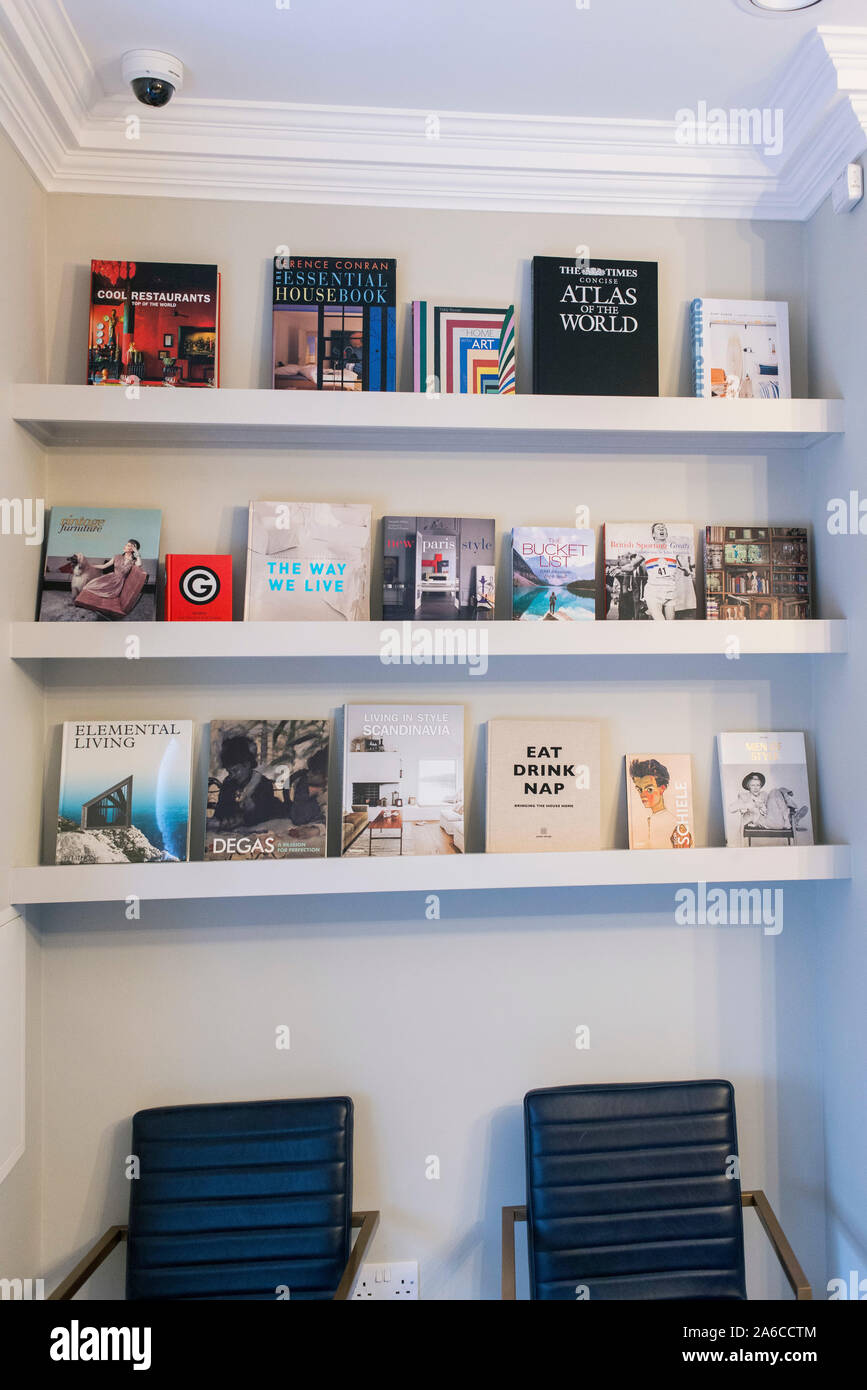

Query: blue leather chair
[502,1080,810,1301]
[50,1096,379,1301]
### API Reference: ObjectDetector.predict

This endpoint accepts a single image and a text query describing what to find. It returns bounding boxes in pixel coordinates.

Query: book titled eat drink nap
[486,720,601,853]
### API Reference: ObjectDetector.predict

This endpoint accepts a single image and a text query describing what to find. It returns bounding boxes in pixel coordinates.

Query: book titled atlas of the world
[38,506,161,622]
[382,516,496,620]
[205,719,329,861]
[412,302,516,393]
[244,502,372,622]
[486,720,601,853]
[691,298,791,400]
[705,526,811,620]
[342,705,464,858]
[88,260,220,387]
[511,526,596,621]
[272,255,396,391]
[626,754,695,851]
[532,257,658,396]
[717,732,813,849]
[604,523,697,621]
[55,720,193,864]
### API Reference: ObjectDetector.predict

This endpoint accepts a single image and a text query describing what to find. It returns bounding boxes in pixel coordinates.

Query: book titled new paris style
[55,720,193,864]
[244,502,372,621]
[486,720,601,853]
[717,732,813,849]
[532,257,658,396]
[511,526,596,620]
[626,754,695,850]
[382,516,496,621]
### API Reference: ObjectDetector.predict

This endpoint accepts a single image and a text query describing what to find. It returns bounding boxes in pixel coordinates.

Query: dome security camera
[122,50,184,108]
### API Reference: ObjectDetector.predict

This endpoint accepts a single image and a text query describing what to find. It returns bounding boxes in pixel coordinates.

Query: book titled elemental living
[244,501,372,621]
[486,720,601,853]
[205,719,328,860]
[626,753,695,850]
[532,256,658,396]
[342,705,464,857]
[55,720,193,864]
[272,255,396,391]
[511,526,596,621]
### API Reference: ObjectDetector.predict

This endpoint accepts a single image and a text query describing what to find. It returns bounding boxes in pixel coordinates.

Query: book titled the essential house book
[88,260,220,386]
[486,720,601,853]
[272,255,396,391]
[532,257,658,396]
[55,720,193,864]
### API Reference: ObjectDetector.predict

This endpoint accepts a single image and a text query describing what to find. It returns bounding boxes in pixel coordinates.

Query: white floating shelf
[6,846,850,906]
[11,385,843,452]
[9,618,848,663]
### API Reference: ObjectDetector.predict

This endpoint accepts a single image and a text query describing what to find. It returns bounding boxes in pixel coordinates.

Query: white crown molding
[0,3,866,219]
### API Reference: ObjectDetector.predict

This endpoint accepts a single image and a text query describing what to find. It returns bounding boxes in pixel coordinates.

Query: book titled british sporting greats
[55,720,193,864]
[532,257,658,396]
[382,516,496,620]
[342,705,464,857]
[717,732,813,849]
[205,719,328,860]
[511,526,596,620]
[626,754,695,851]
[486,720,601,853]
[604,523,696,621]
[244,502,372,621]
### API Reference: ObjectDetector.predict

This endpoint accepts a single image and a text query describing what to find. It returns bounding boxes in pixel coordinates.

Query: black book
[532,256,658,396]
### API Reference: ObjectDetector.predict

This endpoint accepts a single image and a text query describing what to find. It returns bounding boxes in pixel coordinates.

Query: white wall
[0,132,46,1282]
[26,193,827,1298]
[806,188,867,1293]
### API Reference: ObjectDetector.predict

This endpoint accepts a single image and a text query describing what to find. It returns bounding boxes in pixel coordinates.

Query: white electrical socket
[351,1260,419,1300]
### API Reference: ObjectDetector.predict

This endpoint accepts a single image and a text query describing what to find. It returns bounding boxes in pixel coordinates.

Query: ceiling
[0,0,866,217]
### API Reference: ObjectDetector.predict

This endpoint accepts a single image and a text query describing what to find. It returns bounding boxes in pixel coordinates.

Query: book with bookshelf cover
[38,506,161,622]
[272,255,396,391]
[486,719,601,853]
[382,516,496,620]
[511,526,595,620]
[342,705,464,857]
[626,754,695,850]
[705,526,811,619]
[604,522,696,621]
[412,302,516,393]
[532,257,658,396]
[718,732,813,848]
[55,720,193,864]
[244,501,372,622]
[205,719,328,860]
[691,298,791,400]
[88,260,220,386]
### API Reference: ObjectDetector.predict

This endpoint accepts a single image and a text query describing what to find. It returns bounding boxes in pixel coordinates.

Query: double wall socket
[351,1260,419,1300]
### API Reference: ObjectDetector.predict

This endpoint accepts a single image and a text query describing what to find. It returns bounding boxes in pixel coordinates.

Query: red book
[165,555,232,621]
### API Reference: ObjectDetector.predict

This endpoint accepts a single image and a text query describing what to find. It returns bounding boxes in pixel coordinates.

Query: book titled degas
[205,719,328,860]
[342,705,464,858]
[626,754,695,850]
[55,720,193,865]
[486,720,601,853]
[244,501,372,621]
[717,732,813,849]
[511,526,595,621]
[532,256,658,397]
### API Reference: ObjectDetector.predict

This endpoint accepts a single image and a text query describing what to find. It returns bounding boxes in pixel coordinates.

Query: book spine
[691,298,705,398]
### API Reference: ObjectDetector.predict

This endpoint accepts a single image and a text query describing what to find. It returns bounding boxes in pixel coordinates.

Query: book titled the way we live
[244,501,372,621]
[54,720,193,864]
[272,254,396,392]
[205,719,329,861]
[532,256,658,396]
[486,720,601,853]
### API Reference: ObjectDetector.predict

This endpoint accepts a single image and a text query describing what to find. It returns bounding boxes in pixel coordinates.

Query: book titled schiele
[626,754,695,850]
[532,257,658,396]
[342,705,464,857]
[382,516,496,620]
[205,719,328,860]
[511,526,595,620]
[88,260,219,387]
[705,526,811,620]
[691,299,791,400]
[272,255,396,391]
[486,720,601,853]
[55,720,193,864]
[244,502,372,622]
[717,732,813,849]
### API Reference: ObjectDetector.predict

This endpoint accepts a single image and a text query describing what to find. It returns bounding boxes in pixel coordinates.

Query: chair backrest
[524,1080,747,1301]
[127,1096,353,1300]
